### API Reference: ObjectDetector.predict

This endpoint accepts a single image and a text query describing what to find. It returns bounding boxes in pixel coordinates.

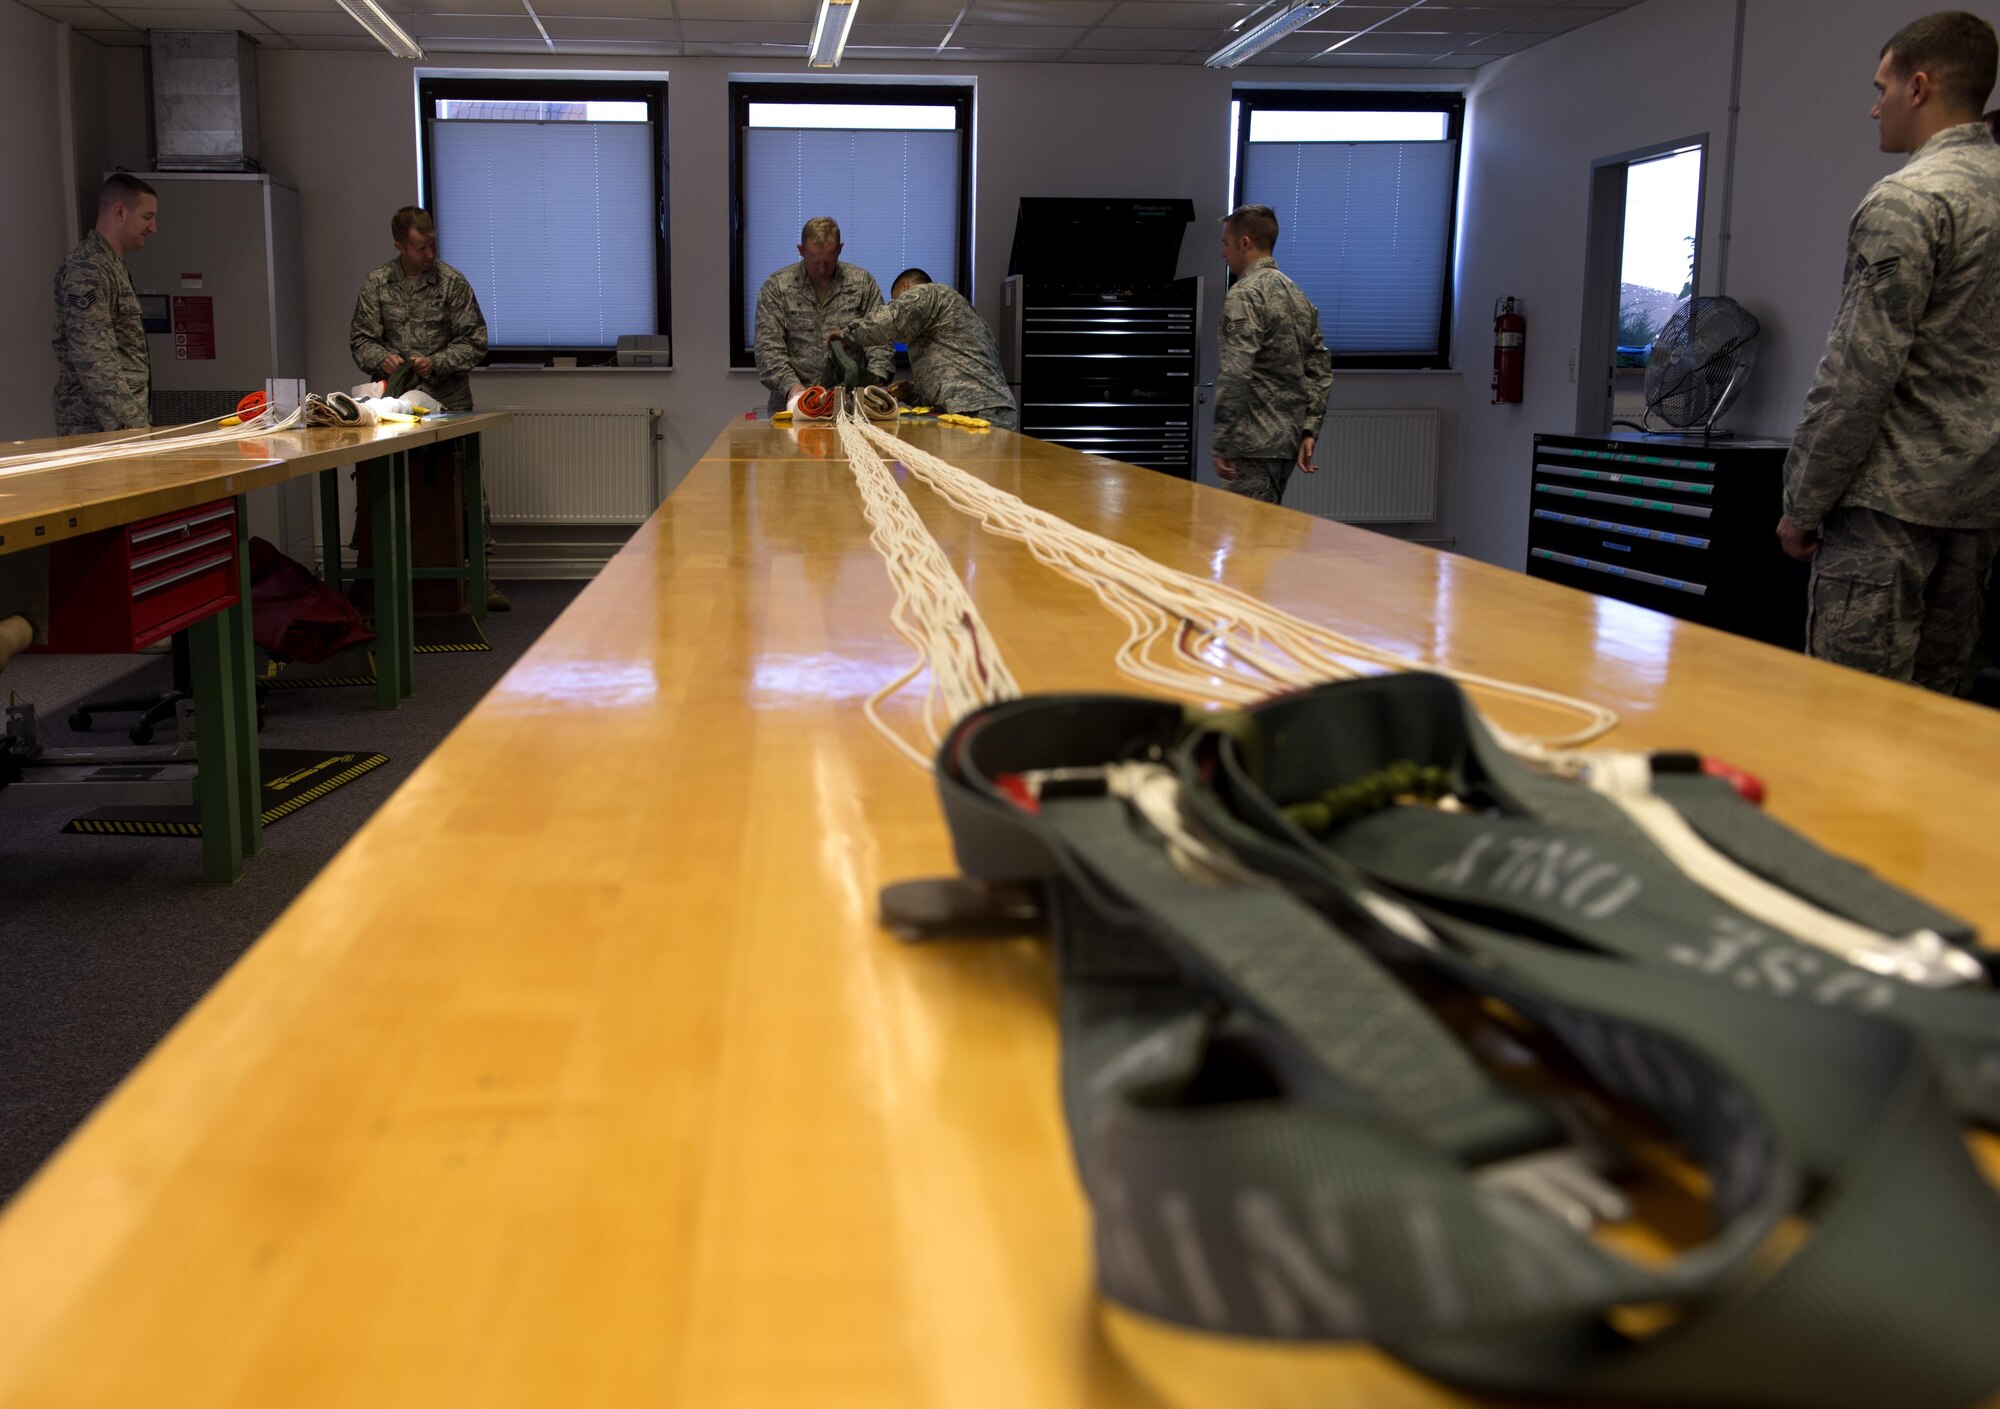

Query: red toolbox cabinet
[44,500,240,652]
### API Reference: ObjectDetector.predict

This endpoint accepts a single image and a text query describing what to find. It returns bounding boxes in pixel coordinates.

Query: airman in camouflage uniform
[350,207,488,413]
[1212,206,1333,505]
[349,207,503,607]
[52,174,157,435]
[835,270,1016,429]
[1781,13,2000,692]
[755,216,894,414]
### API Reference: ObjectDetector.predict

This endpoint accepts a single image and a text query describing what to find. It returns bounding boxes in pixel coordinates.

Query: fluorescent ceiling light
[1205,1,1335,69]
[807,0,858,68]
[336,0,424,59]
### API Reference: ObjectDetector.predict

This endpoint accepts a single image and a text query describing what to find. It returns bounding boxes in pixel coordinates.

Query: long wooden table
[0,419,1994,1405]
[0,412,507,880]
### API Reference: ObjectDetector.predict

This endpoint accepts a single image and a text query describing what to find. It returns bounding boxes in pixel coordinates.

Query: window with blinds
[729,84,974,367]
[419,78,669,361]
[1230,92,1464,370]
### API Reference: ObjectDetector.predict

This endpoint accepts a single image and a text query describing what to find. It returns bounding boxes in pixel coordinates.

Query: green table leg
[188,608,245,884]
[465,433,488,623]
[367,452,409,710]
[318,466,343,580]
[230,497,263,856]
[391,450,416,699]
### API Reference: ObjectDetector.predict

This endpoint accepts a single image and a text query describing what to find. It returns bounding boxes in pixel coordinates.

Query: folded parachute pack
[888,673,2000,1409]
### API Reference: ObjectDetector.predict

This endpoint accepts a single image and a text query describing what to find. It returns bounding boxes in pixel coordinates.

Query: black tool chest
[1526,432,1807,649]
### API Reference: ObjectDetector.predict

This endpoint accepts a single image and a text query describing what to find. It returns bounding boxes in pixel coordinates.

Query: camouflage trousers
[1222,456,1294,505]
[1807,506,2000,694]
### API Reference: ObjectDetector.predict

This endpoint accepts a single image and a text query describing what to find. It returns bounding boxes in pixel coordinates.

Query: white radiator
[1286,409,1439,523]
[480,406,658,524]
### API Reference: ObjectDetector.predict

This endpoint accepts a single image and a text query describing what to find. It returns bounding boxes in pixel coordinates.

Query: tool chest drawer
[1525,434,1805,649]
[44,499,240,652]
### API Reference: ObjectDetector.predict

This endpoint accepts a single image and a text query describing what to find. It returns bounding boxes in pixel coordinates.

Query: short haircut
[1223,204,1280,252]
[891,267,931,294]
[801,216,842,246]
[392,206,436,243]
[1883,11,1999,114]
[97,173,155,213]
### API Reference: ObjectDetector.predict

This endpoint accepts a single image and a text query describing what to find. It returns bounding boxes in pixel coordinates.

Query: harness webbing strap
[925,681,2000,1407]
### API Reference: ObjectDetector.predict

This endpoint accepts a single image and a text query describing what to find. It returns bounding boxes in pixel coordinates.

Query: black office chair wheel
[69,710,93,732]
[129,722,155,746]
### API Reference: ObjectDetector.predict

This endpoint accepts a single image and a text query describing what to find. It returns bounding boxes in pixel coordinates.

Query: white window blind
[1242,140,1457,357]
[740,126,960,344]
[431,119,658,348]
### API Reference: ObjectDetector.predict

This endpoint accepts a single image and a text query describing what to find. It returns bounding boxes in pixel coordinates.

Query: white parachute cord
[857,420,1619,749]
[0,406,308,478]
[837,409,1021,768]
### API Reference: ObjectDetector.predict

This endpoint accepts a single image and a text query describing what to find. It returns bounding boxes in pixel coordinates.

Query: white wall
[1455,0,2000,571]
[0,0,71,440]
[228,49,1467,512]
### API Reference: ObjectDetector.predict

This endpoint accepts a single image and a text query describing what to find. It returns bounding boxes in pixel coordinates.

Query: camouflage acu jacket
[843,282,1013,419]
[1213,258,1334,462]
[52,229,150,435]
[350,260,489,412]
[755,262,895,412]
[1785,123,2000,531]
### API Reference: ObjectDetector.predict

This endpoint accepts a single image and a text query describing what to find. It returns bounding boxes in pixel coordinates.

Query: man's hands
[1215,436,1317,481]
[378,353,434,380]
[1776,514,1821,562]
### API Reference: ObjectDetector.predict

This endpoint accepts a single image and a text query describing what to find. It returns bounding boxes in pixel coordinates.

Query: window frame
[1230,88,1466,372]
[417,75,671,365]
[727,81,975,369]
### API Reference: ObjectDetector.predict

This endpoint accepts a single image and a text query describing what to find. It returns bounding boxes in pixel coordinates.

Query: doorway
[1578,138,1707,435]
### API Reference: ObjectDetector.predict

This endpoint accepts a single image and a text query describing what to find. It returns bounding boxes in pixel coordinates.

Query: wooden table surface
[0,419,1995,1408]
[0,413,509,554]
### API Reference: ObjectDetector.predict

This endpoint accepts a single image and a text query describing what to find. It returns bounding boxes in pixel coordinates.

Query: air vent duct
[148,31,261,171]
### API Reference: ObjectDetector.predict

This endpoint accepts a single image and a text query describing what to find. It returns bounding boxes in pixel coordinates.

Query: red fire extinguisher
[1492,295,1525,404]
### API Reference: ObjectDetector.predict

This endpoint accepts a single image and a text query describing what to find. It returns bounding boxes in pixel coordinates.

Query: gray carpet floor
[0,580,583,1205]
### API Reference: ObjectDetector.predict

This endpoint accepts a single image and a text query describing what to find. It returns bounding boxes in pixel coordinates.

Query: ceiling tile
[673,0,811,19]
[1505,6,1623,32]
[682,39,799,54]
[407,0,531,13]
[679,17,805,39]
[960,0,1113,21]
[251,11,374,33]
[945,23,1089,45]
[538,14,678,37]
[543,36,681,51]
[846,22,954,44]
[1098,1,1247,25]
[34,4,138,26]
[857,0,965,18]
[522,0,678,14]
[1071,24,1210,48]
[107,6,273,26]
[407,12,543,36]
[1062,46,1192,62]
[936,44,1070,59]
[285,32,384,46]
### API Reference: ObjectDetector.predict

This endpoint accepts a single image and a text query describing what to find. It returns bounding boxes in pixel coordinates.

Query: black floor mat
[61,747,390,837]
